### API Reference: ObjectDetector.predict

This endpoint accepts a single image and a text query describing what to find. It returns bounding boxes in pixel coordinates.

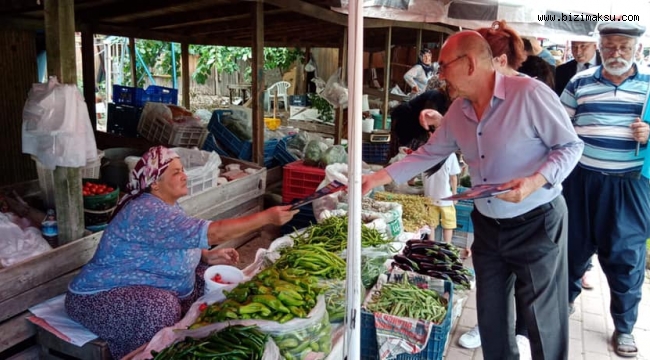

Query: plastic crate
[455,186,474,206]
[112,85,147,106]
[362,142,391,164]
[280,204,317,235]
[171,148,221,197]
[282,160,326,203]
[207,110,280,167]
[455,202,474,233]
[274,136,299,166]
[361,278,453,360]
[202,134,231,157]
[138,114,208,148]
[145,85,178,105]
[34,150,104,209]
[107,103,143,138]
[289,94,308,106]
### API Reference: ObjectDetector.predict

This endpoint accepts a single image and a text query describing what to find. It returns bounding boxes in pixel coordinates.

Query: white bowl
[203,265,244,294]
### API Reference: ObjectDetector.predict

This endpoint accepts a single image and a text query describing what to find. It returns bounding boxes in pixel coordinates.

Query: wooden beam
[129,36,136,86]
[416,28,423,53]
[251,1,264,167]
[382,26,392,130]
[264,0,348,26]
[81,30,96,130]
[181,42,190,109]
[91,23,192,44]
[335,27,347,145]
[44,0,84,244]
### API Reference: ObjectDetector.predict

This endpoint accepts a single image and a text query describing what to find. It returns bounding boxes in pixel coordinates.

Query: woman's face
[153,158,188,202]
[421,52,432,65]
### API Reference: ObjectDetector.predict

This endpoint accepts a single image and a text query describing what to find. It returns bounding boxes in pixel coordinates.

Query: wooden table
[227,84,252,104]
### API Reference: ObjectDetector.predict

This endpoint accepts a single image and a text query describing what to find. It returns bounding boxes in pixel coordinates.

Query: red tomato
[198,303,208,312]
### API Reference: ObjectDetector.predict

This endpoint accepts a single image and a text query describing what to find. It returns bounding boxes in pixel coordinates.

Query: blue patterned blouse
[69,193,210,297]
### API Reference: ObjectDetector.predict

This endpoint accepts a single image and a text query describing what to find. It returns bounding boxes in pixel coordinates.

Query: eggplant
[393,254,420,271]
[391,261,414,272]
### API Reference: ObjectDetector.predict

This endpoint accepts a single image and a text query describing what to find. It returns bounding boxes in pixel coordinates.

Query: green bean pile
[372,192,436,232]
[366,277,448,324]
[290,215,390,252]
[151,325,268,360]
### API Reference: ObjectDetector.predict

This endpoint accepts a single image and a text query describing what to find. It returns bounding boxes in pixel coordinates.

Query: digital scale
[369,131,391,143]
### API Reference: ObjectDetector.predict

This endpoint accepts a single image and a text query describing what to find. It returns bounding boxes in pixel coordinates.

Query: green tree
[110,38,303,86]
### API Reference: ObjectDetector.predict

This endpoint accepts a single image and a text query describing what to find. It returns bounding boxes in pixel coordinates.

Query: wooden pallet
[37,327,111,360]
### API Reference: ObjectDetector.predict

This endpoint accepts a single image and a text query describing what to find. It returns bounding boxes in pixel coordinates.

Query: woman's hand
[265,205,299,226]
[411,85,420,93]
[201,247,239,265]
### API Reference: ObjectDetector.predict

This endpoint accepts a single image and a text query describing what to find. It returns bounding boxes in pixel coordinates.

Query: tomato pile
[211,273,232,284]
[83,182,115,197]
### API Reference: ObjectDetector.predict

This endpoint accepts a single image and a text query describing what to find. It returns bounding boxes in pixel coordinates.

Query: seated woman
[403,48,436,95]
[65,146,298,359]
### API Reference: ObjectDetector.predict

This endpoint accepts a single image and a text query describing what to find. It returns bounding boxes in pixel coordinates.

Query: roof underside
[0,0,457,50]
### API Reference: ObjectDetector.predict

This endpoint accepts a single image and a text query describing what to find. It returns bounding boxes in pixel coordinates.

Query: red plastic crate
[282,160,326,203]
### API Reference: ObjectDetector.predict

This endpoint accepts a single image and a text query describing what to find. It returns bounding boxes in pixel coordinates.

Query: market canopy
[333,0,650,43]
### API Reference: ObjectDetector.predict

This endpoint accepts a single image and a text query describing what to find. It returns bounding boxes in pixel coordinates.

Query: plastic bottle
[41,209,58,248]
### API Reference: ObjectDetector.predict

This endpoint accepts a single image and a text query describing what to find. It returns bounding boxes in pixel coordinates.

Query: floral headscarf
[112,146,179,218]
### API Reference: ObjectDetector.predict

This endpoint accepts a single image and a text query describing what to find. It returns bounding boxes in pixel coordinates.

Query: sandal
[613,331,638,358]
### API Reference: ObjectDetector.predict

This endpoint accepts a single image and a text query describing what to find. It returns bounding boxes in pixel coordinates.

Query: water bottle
[42,209,58,248]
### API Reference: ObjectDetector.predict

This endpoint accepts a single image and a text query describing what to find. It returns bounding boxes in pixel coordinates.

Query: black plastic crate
[289,94,310,107]
[107,103,142,138]
[362,142,391,164]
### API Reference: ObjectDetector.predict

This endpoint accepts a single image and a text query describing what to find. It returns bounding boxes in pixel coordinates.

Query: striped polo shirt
[561,64,650,173]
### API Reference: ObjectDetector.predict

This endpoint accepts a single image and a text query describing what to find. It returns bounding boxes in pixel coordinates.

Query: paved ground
[445,255,650,359]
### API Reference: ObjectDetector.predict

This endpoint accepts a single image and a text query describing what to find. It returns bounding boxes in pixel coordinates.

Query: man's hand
[419,109,443,130]
[630,117,650,144]
[495,173,548,203]
[201,247,239,265]
[361,169,393,196]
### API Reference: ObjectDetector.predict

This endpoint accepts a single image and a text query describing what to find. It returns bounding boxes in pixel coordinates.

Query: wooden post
[80,30,96,130]
[44,0,85,244]
[416,28,423,53]
[382,26,392,130]
[181,42,190,109]
[251,1,264,167]
[128,36,137,87]
[334,27,348,145]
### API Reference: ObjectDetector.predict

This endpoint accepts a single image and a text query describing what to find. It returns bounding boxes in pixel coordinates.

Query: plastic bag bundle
[22,76,98,170]
[0,212,51,267]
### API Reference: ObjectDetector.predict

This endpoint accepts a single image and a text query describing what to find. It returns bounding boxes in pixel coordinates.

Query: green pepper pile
[151,325,268,360]
[290,215,391,252]
[272,312,332,360]
[194,268,321,326]
[275,244,347,280]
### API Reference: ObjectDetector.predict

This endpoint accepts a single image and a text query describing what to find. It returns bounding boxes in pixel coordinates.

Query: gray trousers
[471,195,569,360]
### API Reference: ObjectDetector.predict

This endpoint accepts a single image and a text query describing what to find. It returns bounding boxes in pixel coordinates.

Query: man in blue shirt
[362,31,583,360]
[560,21,650,358]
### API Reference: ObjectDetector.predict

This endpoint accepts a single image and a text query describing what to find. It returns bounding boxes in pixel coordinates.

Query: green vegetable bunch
[151,325,268,360]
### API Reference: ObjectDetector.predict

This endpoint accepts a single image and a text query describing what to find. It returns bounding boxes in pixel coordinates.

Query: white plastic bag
[22,77,98,170]
[0,212,52,267]
[319,68,348,109]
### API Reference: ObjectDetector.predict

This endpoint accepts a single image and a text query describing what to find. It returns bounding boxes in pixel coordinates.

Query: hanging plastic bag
[319,68,348,109]
[22,76,98,170]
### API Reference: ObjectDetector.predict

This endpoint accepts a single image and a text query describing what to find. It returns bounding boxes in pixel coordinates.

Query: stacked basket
[82,179,119,232]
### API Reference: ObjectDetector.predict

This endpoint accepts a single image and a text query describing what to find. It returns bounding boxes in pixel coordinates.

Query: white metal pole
[344,0,363,358]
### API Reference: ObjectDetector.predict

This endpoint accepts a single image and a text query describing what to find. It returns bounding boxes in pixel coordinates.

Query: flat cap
[597,21,646,38]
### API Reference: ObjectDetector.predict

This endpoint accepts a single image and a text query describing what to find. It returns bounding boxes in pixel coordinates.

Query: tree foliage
[109,38,303,87]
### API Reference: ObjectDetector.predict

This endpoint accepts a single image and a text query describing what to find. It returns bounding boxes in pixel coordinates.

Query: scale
[369,131,391,143]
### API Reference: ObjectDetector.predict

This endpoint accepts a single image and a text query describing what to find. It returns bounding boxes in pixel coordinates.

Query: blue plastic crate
[112,85,147,106]
[361,279,453,360]
[455,202,474,233]
[207,110,281,167]
[202,134,231,157]
[362,142,391,164]
[274,135,299,166]
[280,204,316,235]
[145,85,178,105]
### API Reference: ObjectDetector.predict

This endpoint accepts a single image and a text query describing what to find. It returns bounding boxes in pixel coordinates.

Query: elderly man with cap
[555,38,601,96]
[560,21,650,358]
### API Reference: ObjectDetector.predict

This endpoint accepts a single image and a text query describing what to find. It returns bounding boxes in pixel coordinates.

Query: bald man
[362,31,583,360]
